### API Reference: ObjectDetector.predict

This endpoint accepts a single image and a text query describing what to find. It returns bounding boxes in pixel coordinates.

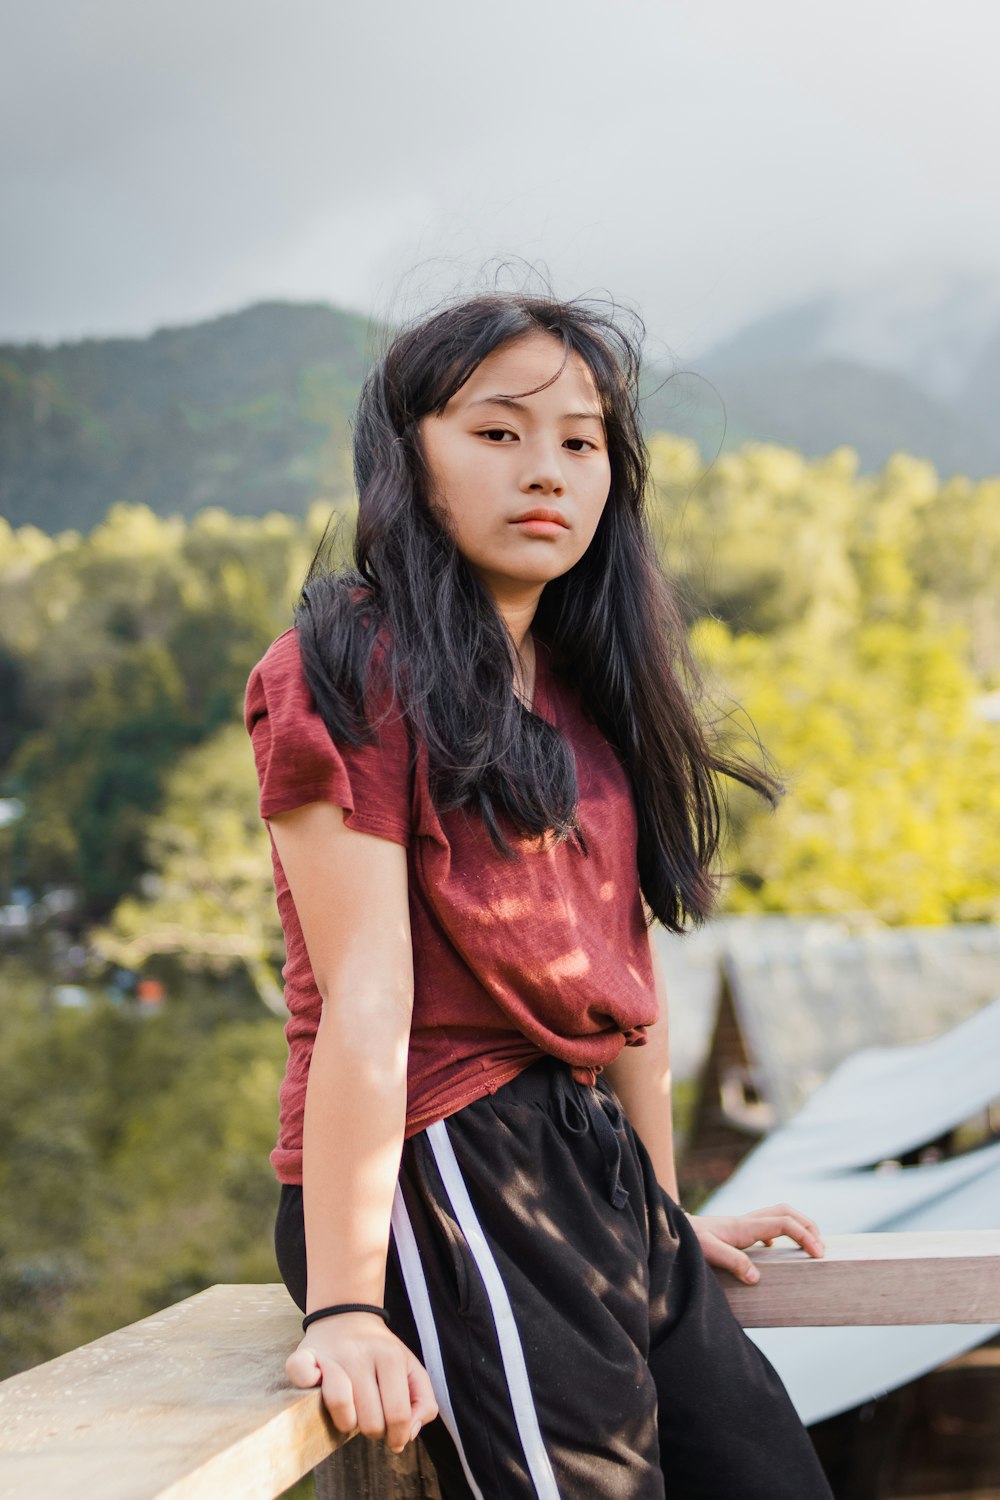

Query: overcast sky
[2,0,998,359]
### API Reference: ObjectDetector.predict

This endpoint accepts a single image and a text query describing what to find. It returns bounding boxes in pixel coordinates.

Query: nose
[520,437,566,495]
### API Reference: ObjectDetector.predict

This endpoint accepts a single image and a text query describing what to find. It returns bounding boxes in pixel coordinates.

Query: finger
[285,1347,323,1388]
[375,1350,415,1454]
[757,1203,824,1242]
[318,1361,359,1437]
[703,1233,760,1285]
[777,1212,825,1253]
[350,1370,388,1442]
[696,1215,773,1252]
[757,1213,825,1255]
[407,1355,440,1431]
[776,1204,824,1245]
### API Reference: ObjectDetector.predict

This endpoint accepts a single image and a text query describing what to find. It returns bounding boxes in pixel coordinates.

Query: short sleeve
[243,627,412,847]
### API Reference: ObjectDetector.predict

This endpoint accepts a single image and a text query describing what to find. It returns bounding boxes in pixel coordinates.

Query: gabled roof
[724,921,1000,1122]
[652,913,851,1082]
[654,915,1000,1114]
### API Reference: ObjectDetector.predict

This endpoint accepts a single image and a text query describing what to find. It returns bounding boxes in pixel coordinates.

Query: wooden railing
[1,1231,998,1500]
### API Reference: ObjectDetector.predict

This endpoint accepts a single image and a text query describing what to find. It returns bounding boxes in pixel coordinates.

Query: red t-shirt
[244,624,658,1183]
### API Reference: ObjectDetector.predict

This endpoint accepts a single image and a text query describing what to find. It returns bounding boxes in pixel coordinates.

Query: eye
[479,428,516,442]
[564,437,598,453]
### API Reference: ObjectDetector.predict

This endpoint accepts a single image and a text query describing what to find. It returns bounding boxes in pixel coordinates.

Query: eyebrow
[467,395,604,424]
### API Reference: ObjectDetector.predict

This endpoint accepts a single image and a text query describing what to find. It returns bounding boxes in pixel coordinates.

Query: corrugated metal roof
[698,994,1000,1424]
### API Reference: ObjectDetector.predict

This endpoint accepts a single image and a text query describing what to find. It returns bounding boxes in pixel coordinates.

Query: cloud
[2,0,997,348]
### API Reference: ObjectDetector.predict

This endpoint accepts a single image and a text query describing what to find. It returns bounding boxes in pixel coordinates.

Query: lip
[510,508,570,529]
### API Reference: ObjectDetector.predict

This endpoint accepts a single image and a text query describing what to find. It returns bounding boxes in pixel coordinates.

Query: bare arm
[603,922,680,1203]
[270,800,412,1311]
[266,800,436,1449]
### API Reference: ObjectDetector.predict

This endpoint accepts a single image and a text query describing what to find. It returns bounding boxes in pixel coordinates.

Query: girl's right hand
[285,1311,439,1454]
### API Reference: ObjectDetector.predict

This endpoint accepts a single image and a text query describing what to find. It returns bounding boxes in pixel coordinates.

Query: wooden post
[312,1439,442,1500]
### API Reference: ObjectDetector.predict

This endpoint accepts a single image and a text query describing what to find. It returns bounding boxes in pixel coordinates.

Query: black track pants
[274,1054,834,1500]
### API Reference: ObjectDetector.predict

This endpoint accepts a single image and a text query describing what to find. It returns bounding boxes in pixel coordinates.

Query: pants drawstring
[555,1067,630,1212]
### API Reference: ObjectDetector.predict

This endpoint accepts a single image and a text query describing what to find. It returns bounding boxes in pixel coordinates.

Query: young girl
[245,291,835,1499]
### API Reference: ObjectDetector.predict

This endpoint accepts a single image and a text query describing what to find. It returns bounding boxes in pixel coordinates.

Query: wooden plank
[0,1284,341,1500]
[723,1229,1000,1328]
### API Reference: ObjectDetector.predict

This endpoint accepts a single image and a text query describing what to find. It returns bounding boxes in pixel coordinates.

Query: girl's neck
[513,630,537,710]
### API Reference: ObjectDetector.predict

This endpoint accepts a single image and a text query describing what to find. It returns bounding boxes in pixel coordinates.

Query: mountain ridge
[3,281,998,535]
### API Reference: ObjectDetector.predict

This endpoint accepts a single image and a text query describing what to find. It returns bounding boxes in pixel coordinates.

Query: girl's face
[417,330,612,603]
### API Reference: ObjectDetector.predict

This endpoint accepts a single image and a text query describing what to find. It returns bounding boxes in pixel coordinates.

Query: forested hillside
[0,302,372,532]
[5,294,1000,545]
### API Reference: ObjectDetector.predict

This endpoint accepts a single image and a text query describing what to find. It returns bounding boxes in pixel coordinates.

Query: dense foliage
[0,960,285,1377]
[0,498,353,919]
[647,438,1000,921]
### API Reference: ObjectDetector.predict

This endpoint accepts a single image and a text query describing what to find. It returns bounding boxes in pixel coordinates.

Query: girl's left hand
[684,1202,825,1285]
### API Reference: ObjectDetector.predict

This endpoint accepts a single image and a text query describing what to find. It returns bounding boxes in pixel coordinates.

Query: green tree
[693,614,1000,924]
[90,723,286,1015]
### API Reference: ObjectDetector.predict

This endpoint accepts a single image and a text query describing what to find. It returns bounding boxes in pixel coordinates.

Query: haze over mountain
[694,265,1000,404]
[647,265,1000,479]
[3,265,999,535]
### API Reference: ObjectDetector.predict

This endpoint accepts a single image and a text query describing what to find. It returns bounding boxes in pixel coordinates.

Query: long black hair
[295,289,783,932]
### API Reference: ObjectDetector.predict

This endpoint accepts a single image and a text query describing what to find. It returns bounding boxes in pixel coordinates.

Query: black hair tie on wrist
[302,1302,391,1332]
